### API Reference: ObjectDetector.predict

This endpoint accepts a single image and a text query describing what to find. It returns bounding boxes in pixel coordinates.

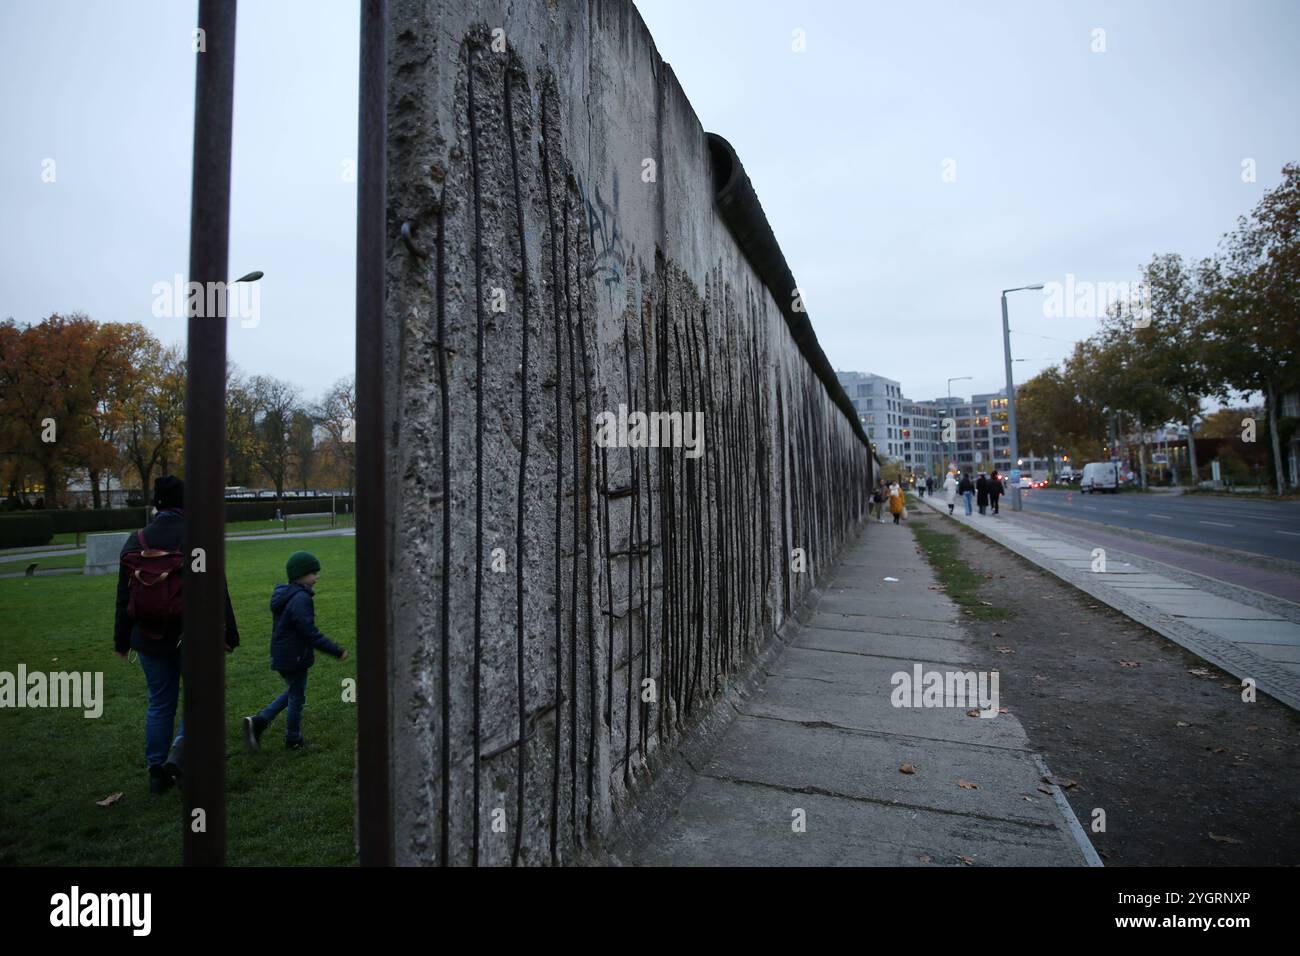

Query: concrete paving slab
[700,715,1061,827]
[744,675,1032,751]
[1134,591,1283,620]
[796,626,973,661]
[1180,618,1300,646]
[801,616,970,641]
[634,774,1084,867]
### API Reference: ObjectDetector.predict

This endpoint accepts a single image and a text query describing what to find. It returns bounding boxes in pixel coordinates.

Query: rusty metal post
[356,0,393,866]
[183,0,236,866]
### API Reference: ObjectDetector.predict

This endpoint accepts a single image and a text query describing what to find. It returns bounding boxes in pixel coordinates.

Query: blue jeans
[258,670,309,742]
[963,491,973,515]
[139,651,184,768]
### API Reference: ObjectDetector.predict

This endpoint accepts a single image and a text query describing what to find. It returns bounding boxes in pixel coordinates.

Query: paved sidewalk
[915,493,1300,712]
[628,520,1095,866]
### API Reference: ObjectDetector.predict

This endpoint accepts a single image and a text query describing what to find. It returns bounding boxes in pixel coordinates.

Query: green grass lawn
[0,552,85,575]
[908,507,1013,622]
[0,534,357,867]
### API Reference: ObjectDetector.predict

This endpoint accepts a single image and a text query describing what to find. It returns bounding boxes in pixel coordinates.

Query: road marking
[1146,513,1172,519]
[1199,520,1233,527]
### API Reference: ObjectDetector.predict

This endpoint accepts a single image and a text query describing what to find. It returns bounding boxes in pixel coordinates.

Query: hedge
[224,497,354,522]
[0,498,353,548]
[0,514,54,549]
[47,507,149,535]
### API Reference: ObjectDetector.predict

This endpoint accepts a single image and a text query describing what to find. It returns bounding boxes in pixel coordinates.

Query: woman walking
[943,470,959,515]
[888,481,906,524]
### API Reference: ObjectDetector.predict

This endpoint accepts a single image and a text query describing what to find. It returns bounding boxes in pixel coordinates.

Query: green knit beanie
[286,551,321,581]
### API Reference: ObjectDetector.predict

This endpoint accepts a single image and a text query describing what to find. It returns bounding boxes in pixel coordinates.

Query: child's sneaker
[242,715,267,752]
[286,738,309,751]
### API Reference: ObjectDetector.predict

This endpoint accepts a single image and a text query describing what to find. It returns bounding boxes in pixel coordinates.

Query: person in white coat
[942,470,959,515]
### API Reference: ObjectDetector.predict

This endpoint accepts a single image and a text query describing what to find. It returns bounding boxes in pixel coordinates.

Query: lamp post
[946,375,972,474]
[1001,284,1043,511]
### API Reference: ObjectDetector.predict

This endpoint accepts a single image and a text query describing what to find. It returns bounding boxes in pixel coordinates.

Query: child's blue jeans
[257,670,309,742]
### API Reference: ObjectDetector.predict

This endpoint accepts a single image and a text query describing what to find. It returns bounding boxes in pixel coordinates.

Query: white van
[1080,461,1119,494]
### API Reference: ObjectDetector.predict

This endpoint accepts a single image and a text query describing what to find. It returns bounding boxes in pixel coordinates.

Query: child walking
[243,551,348,751]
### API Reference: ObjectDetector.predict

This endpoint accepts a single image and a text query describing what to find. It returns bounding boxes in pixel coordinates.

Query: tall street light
[1001,284,1044,511]
[946,376,972,474]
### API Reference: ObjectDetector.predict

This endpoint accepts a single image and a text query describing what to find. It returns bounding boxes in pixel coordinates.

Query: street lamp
[1001,284,1043,511]
[946,375,972,474]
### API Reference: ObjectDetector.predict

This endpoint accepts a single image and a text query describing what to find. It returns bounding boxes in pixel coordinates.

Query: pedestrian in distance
[114,476,241,795]
[976,471,989,515]
[990,469,1004,515]
[889,481,906,525]
[871,481,886,522]
[242,551,348,752]
[958,471,975,515]
[943,470,959,515]
[918,474,927,497]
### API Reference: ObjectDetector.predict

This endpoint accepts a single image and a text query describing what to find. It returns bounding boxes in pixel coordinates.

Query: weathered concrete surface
[84,532,131,576]
[621,521,1093,866]
[384,0,872,864]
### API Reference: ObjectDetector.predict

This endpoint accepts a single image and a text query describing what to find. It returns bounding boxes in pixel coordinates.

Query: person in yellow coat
[888,481,906,525]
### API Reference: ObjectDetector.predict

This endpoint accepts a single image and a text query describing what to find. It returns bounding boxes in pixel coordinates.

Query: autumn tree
[1202,164,1300,491]
[249,374,301,499]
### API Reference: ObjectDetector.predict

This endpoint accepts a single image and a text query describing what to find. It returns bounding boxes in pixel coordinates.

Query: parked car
[1080,461,1120,493]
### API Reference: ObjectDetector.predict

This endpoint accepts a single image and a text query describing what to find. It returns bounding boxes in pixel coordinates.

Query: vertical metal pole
[356,0,393,866]
[1001,293,1022,512]
[183,0,236,867]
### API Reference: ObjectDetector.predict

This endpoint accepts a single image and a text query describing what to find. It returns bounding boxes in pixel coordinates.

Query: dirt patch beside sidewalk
[908,510,1300,866]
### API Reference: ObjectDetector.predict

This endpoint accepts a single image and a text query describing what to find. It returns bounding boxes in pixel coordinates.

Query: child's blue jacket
[269,582,344,671]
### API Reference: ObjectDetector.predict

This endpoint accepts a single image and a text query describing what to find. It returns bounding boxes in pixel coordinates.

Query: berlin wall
[382,0,874,865]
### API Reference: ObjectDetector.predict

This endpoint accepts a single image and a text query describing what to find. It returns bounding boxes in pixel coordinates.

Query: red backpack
[121,528,185,640]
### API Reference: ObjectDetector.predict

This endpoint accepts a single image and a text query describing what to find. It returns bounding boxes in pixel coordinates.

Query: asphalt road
[1016,488,1300,563]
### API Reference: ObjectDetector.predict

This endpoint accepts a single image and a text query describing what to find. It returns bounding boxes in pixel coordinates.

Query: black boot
[242,715,268,753]
[163,738,183,787]
[148,764,173,795]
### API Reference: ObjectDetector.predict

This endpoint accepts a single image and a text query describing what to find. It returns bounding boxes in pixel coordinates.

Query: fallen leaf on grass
[1212,747,1228,754]
[1247,725,1260,732]
[979,600,994,607]
[1209,833,1243,845]
[1176,721,1190,727]
[1118,660,1141,668]
[995,646,1014,654]
[96,792,123,808]
[957,779,978,790]
[957,854,975,865]
[918,853,932,864]
[899,762,917,775]
[1187,668,1214,678]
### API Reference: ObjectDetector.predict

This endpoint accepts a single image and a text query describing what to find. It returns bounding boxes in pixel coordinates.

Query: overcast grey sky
[2,1,1297,404]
